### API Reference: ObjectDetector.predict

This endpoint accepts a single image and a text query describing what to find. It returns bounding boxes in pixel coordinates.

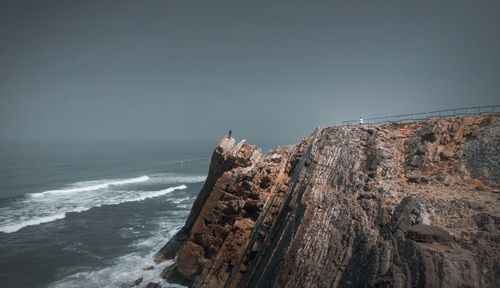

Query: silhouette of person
[229,129,232,138]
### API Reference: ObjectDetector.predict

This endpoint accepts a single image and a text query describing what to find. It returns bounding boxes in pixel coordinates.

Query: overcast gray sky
[1,0,499,144]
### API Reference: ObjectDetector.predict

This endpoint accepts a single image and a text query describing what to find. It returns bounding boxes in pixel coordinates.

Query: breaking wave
[30,176,150,198]
[49,219,188,288]
[0,173,195,233]
[0,213,67,234]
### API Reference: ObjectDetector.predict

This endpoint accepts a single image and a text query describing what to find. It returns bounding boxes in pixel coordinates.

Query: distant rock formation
[155,116,499,288]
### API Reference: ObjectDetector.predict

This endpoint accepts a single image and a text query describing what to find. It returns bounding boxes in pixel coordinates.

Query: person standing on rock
[228,129,232,138]
[359,117,364,125]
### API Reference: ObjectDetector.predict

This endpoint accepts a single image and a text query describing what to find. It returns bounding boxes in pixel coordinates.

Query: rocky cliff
[155,115,499,288]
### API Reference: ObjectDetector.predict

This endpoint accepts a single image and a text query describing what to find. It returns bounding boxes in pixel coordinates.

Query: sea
[0,140,277,288]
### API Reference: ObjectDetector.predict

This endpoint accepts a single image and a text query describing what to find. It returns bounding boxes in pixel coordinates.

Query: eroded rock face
[155,116,499,288]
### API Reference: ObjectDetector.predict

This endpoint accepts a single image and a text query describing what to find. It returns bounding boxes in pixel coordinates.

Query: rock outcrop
[155,115,499,288]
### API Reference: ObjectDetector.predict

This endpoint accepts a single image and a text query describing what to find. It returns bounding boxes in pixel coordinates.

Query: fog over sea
[0,141,243,287]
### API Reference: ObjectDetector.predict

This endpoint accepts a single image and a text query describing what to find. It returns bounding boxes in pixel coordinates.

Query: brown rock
[127,277,143,288]
[156,116,500,288]
[419,175,434,183]
[440,150,455,160]
[406,224,452,244]
[176,241,204,279]
[406,170,421,183]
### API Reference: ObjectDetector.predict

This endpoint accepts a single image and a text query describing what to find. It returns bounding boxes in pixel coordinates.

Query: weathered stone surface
[126,277,143,288]
[154,137,254,264]
[440,150,455,160]
[462,117,500,185]
[406,224,452,244]
[406,170,421,183]
[156,116,499,288]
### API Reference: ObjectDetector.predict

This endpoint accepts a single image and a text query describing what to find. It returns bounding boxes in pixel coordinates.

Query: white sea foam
[169,196,191,204]
[0,172,202,234]
[30,175,150,198]
[0,181,189,234]
[121,185,187,203]
[49,217,188,288]
[47,192,196,287]
[0,213,66,233]
[50,254,177,288]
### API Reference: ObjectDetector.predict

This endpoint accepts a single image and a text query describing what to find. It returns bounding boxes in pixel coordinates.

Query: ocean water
[0,141,216,288]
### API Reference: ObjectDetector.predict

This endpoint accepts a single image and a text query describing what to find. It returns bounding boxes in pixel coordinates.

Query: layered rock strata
[156,116,499,288]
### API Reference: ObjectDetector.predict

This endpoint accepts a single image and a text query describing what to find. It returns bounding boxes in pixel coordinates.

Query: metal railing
[332,104,499,127]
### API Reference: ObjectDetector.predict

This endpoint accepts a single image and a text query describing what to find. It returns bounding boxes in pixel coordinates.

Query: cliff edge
[155,115,499,288]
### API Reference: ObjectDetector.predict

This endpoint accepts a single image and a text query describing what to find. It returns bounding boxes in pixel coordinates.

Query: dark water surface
[0,141,218,288]
[0,140,280,287]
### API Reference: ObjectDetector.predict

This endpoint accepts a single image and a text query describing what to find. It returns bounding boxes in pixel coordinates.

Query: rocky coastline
[153,115,499,288]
